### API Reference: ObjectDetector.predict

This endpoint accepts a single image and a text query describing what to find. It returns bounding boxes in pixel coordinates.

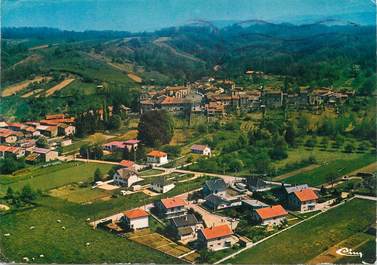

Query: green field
[0,162,113,195]
[0,207,180,264]
[232,198,376,264]
[283,154,375,186]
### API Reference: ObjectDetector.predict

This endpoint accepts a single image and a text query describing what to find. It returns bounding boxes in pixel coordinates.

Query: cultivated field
[45,78,75,96]
[1,76,49,97]
[232,198,376,264]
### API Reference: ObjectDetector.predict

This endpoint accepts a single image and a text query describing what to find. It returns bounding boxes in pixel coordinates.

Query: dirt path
[45,78,75,96]
[348,161,377,175]
[273,164,320,181]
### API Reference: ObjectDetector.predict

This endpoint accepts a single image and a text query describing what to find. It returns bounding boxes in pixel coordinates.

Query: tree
[253,151,271,174]
[0,157,25,174]
[5,187,14,200]
[107,114,122,130]
[94,168,103,182]
[229,159,244,172]
[284,122,297,146]
[36,136,48,148]
[270,137,288,160]
[137,110,174,147]
[344,143,355,153]
[20,184,37,202]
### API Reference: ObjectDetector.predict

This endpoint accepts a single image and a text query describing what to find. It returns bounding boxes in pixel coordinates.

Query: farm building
[191,144,211,156]
[121,208,149,231]
[57,123,76,136]
[197,224,236,251]
[251,205,288,226]
[0,129,18,144]
[32,147,58,162]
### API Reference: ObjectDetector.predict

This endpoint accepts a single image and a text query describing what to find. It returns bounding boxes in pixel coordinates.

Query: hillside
[0,22,375,120]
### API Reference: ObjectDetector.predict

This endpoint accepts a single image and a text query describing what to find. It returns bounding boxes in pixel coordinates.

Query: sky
[1,0,375,32]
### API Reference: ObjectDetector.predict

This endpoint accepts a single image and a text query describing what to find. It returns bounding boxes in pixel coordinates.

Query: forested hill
[2,22,376,88]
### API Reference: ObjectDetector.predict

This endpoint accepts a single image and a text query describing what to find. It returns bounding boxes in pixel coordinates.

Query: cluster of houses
[107,172,321,253]
[0,114,76,163]
[139,77,352,116]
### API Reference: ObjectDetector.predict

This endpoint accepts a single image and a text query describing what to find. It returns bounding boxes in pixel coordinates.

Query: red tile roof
[46,114,65,120]
[201,224,233,240]
[123,208,149,219]
[0,145,10,152]
[119,160,135,168]
[125,139,140,145]
[160,197,186,209]
[147,150,167,158]
[294,189,318,202]
[256,205,288,220]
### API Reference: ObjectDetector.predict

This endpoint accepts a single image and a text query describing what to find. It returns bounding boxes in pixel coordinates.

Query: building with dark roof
[202,178,227,197]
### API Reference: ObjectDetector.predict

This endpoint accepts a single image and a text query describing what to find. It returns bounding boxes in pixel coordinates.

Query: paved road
[74,158,120,165]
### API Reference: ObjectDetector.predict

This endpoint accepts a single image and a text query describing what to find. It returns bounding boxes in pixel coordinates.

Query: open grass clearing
[0,207,179,264]
[231,198,376,264]
[49,184,110,203]
[0,162,113,196]
[283,154,375,187]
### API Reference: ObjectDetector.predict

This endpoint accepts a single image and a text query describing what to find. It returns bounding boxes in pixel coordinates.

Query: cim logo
[336,247,362,258]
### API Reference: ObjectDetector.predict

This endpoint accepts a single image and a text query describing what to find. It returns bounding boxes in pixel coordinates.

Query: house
[0,129,18,144]
[202,178,227,197]
[170,214,203,242]
[102,140,140,153]
[151,176,175,193]
[251,205,288,226]
[37,125,58,138]
[57,123,76,136]
[121,208,149,231]
[33,147,58,162]
[23,126,40,138]
[154,197,187,219]
[0,145,25,159]
[197,224,235,251]
[166,86,190,98]
[46,114,65,120]
[288,188,318,212]
[7,123,25,132]
[119,160,135,170]
[246,176,270,192]
[204,194,242,211]
[283,184,309,199]
[191,144,211,156]
[263,90,283,108]
[113,168,142,187]
[147,150,168,165]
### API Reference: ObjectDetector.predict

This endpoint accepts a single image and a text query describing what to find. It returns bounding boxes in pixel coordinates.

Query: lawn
[0,162,113,195]
[0,207,180,264]
[231,198,376,264]
[139,169,164,176]
[282,154,375,187]
[49,184,110,203]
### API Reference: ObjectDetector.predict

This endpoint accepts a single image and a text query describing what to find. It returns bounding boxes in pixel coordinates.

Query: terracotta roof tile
[123,208,149,219]
[160,197,186,209]
[256,205,288,220]
[201,224,233,240]
[147,150,167,158]
[294,189,318,202]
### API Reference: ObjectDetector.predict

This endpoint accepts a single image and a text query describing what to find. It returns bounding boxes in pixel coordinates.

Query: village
[0,73,375,264]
